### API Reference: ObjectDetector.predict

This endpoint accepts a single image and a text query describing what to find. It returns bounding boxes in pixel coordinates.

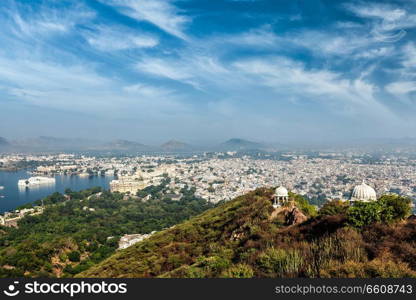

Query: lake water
[0,170,114,213]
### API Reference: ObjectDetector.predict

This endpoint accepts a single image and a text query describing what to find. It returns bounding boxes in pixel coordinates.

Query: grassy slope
[79,188,416,278]
[79,188,274,277]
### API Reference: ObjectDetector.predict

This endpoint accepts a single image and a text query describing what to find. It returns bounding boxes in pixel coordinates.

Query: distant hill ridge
[0,136,269,152]
[103,139,150,151]
[219,138,264,150]
[160,140,191,151]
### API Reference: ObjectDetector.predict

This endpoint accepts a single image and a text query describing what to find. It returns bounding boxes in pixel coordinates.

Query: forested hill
[0,181,215,278]
[79,188,416,278]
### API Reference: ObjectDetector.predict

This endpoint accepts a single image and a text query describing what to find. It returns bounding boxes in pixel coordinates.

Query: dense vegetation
[0,180,214,278]
[79,188,415,278]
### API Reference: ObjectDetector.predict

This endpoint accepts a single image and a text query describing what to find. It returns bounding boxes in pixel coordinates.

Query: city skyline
[1,0,416,144]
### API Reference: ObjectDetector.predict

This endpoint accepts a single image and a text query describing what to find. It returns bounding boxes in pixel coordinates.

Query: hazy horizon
[1,0,416,143]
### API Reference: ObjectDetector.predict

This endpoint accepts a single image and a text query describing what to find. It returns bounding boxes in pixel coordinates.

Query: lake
[0,170,114,213]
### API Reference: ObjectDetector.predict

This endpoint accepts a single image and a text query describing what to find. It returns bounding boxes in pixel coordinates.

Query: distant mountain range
[100,139,152,152]
[4,136,102,152]
[3,135,415,153]
[0,136,268,153]
[160,140,192,151]
[218,138,265,151]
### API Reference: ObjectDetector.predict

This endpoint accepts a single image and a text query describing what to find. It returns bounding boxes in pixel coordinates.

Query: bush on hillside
[68,251,80,262]
[319,200,349,217]
[257,248,303,277]
[221,264,254,278]
[289,192,317,217]
[378,194,412,220]
[347,195,412,228]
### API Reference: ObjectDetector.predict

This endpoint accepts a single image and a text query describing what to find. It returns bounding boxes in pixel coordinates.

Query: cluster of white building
[2,152,416,205]
[273,181,379,208]
[109,165,175,194]
[17,176,56,187]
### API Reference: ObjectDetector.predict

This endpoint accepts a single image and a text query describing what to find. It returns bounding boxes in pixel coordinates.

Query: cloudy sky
[0,0,415,144]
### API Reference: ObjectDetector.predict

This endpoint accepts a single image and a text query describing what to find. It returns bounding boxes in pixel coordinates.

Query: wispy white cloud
[0,0,191,121]
[401,42,416,70]
[345,2,416,42]
[135,55,228,90]
[354,46,394,58]
[292,30,373,55]
[4,2,94,39]
[100,0,190,40]
[212,25,387,59]
[345,2,416,29]
[123,83,172,98]
[384,42,416,87]
[0,0,415,140]
[136,58,191,81]
[224,26,281,48]
[386,81,416,95]
[0,54,188,118]
[83,25,159,51]
[346,3,407,21]
[232,56,394,119]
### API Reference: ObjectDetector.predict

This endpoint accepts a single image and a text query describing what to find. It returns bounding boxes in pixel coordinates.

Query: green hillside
[0,182,214,278]
[79,188,416,278]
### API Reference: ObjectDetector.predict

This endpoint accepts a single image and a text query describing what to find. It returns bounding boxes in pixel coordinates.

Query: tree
[378,194,412,221]
[289,192,317,217]
[319,200,349,217]
[346,194,411,228]
[347,201,386,228]
[68,251,81,262]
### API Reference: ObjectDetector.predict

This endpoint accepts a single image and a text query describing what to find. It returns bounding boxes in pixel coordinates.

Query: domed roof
[351,181,377,202]
[275,186,288,197]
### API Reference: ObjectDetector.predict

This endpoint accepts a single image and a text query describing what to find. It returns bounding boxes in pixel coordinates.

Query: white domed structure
[350,181,377,203]
[273,186,289,208]
[275,186,288,197]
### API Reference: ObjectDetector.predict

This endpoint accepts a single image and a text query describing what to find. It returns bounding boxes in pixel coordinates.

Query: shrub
[364,259,416,278]
[59,253,68,262]
[185,267,206,278]
[257,248,303,277]
[68,251,81,262]
[319,200,349,217]
[378,194,412,221]
[289,193,317,217]
[307,228,367,277]
[318,259,416,278]
[320,260,366,278]
[347,201,388,228]
[221,264,254,278]
[158,265,206,278]
[203,256,231,274]
[347,195,412,228]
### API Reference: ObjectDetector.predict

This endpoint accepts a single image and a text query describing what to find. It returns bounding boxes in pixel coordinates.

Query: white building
[273,186,289,208]
[350,181,377,204]
[17,176,55,187]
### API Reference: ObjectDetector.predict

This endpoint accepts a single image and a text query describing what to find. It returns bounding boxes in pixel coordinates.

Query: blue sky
[0,0,415,144]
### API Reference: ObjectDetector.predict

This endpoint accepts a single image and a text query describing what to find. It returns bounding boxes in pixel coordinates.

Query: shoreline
[0,167,26,172]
